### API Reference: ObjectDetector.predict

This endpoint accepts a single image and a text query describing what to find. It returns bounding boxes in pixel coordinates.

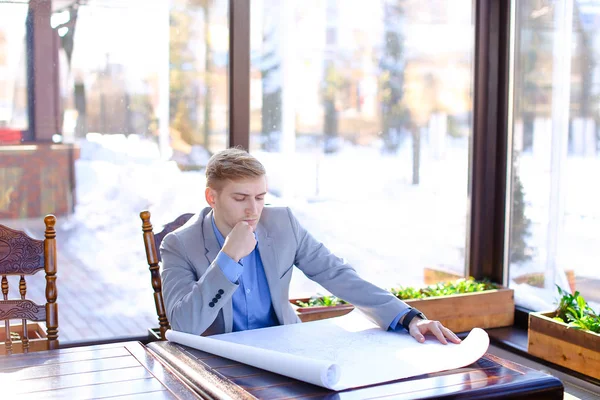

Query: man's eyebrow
[231,192,267,196]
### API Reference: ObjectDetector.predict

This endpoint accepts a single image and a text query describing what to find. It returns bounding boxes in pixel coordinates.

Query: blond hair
[205,148,266,190]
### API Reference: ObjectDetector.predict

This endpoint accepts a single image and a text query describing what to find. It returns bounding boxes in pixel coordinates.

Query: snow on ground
[64,132,599,320]
[256,139,470,297]
[3,132,596,342]
[50,134,210,339]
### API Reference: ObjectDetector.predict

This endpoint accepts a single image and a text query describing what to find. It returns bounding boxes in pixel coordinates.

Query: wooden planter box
[291,287,514,332]
[290,298,355,322]
[528,311,600,380]
[403,287,514,333]
[0,322,47,355]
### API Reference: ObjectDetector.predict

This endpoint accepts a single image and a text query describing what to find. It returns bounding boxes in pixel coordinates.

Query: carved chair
[140,211,194,340]
[0,215,58,354]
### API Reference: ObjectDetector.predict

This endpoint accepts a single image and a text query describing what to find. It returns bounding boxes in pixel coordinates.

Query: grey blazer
[160,206,410,336]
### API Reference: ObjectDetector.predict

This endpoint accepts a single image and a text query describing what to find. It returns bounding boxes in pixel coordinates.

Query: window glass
[509,0,600,312]
[0,3,28,134]
[1,0,228,343]
[0,3,28,219]
[250,0,475,296]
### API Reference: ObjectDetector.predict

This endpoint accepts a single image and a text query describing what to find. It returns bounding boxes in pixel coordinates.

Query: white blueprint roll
[166,329,340,388]
[166,311,489,391]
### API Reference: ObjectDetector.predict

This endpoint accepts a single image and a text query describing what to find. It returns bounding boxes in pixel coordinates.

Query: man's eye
[234,197,245,202]
[256,197,264,201]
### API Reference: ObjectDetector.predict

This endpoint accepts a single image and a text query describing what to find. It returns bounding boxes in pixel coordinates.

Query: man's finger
[409,326,425,343]
[442,326,462,344]
[429,323,448,345]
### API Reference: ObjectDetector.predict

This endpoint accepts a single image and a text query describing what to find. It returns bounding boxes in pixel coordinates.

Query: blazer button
[209,302,215,308]
[218,289,224,295]
[212,298,218,303]
[215,294,221,299]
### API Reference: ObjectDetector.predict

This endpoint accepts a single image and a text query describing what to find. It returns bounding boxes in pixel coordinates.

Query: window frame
[23,0,544,342]
[469,0,512,285]
[229,0,250,149]
[229,0,514,287]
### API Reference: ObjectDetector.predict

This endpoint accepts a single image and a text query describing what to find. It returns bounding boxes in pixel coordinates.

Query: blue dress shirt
[212,217,279,332]
[212,217,409,332]
[390,308,411,331]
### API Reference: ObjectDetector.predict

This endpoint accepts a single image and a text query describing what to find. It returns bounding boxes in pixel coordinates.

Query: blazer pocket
[279,264,294,279]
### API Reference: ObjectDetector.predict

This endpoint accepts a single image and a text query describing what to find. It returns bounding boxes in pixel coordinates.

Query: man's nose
[246,200,257,214]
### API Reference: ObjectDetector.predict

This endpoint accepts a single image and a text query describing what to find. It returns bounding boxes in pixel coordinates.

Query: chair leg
[44,215,59,348]
[4,320,12,355]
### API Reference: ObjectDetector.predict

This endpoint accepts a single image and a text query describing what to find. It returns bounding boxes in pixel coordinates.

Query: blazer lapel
[201,209,220,263]
[201,209,233,333]
[256,224,285,323]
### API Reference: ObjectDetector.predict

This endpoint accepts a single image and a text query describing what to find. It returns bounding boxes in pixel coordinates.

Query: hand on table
[408,318,462,345]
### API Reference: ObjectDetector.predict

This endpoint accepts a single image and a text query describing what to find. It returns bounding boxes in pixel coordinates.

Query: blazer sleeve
[160,232,238,335]
[286,208,411,329]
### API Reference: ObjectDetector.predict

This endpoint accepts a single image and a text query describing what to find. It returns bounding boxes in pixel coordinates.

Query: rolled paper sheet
[166,329,341,389]
[166,311,490,391]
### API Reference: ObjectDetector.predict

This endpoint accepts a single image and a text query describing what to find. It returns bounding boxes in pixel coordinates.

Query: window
[0,0,229,343]
[0,3,28,218]
[11,0,597,346]
[509,0,600,312]
[250,0,475,297]
[0,3,28,133]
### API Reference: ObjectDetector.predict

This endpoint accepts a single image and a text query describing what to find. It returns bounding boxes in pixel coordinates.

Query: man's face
[206,176,267,235]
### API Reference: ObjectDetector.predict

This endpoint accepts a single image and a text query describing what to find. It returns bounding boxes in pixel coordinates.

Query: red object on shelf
[0,128,22,144]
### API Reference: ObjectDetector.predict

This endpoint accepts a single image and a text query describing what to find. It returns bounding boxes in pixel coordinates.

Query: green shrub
[390,277,499,300]
[553,286,600,334]
[295,295,348,308]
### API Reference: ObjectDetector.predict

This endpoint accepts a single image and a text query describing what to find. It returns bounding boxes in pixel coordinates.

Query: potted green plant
[390,277,499,299]
[290,277,515,331]
[389,277,515,332]
[528,286,600,379]
[290,295,354,322]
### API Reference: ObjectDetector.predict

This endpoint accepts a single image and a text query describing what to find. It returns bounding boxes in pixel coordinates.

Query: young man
[161,148,460,344]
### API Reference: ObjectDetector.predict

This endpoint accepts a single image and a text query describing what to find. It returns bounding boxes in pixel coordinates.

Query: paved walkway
[1,217,157,343]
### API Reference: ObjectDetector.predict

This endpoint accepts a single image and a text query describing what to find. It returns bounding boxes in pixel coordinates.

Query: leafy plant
[295,295,348,308]
[390,277,499,300]
[296,278,499,308]
[553,286,600,334]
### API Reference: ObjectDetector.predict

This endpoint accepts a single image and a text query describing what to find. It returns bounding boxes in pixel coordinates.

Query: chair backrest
[0,215,58,354]
[140,211,194,340]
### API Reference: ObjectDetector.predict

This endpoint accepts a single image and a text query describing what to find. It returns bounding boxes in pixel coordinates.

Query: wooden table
[147,341,564,399]
[0,341,200,399]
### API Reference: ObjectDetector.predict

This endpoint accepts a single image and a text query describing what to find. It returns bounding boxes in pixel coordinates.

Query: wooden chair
[140,211,194,340]
[0,215,58,354]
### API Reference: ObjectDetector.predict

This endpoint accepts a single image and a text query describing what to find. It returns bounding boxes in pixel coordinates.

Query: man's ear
[205,187,216,208]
